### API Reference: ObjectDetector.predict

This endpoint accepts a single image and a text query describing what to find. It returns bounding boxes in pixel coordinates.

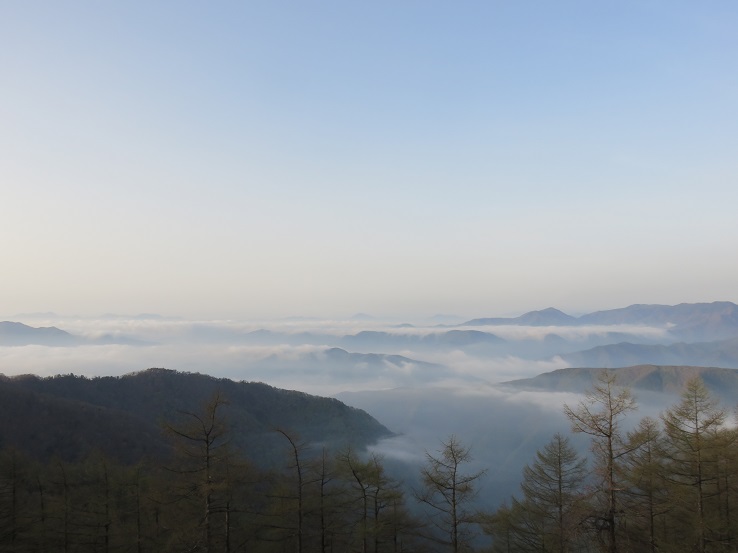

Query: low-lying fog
[0,315,674,391]
[0,314,685,506]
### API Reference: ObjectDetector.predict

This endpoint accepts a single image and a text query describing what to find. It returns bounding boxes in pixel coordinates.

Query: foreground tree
[0,448,37,551]
[660,377,732,553]
[484,434,588,553]
[564,371,636,553]
[416,436,486,553]
[338,448,412,553]
[165,391,231,552]
[520,433,588,552]
[268,428,332,553]
[618,417,670,553]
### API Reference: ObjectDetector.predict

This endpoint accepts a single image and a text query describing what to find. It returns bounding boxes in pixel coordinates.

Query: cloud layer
[0,315,677,394]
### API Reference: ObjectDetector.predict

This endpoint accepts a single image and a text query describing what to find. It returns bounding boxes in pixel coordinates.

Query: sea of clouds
[0,315,671,394]
[1,314,684,507]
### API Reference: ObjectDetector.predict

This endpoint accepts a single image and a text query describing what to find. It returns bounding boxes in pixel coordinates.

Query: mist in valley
[2,309,723,508]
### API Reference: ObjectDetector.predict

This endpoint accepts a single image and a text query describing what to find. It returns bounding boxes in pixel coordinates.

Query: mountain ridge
[0,368,393,466]
[0,321,80,346]
[559,336,738,369]
[0,321,151,347]
[463,307,577,327]
[461,301,738,342]
[502,364,738,401]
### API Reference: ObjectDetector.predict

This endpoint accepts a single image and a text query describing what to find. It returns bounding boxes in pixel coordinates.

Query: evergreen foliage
[416,436,486,552]
[0,369,393,467]
[6,368,738,552]
[486,372,738,553]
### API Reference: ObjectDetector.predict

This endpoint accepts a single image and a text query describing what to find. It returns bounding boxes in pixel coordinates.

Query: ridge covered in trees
[3,367,738,551]
[0,368,393,466]
[504,364,738,402]
[485,372,738,553]
[0,380,477,552]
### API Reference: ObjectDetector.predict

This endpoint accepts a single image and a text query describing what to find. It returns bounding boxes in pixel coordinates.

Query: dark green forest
[0,382,439,552]
[3,370,738,552]
[0,369,392,467]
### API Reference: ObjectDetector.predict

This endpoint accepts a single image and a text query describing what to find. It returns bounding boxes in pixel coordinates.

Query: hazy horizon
[0,306,696,394]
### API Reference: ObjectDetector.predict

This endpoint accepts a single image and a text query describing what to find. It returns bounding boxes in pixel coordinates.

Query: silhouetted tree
[0,448,37,551]
[275,428,311,553]
[521,433,588,552]
[416,436,486,553]
[484,434,588,553]
[619,417,669,553]
[660,377,731,553]
[564,371,636,553]
[165,390,230,552]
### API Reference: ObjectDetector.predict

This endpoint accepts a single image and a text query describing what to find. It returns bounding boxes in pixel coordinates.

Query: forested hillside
[0,369,392,466]
[0,393,425,552]
[503,364,738,395]
[0,372,482,552]
[4,367,738,551]
[485,372,738,553]
[4,369,738,551]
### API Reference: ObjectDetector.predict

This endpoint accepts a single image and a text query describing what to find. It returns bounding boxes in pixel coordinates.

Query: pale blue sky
[2,1,737,319]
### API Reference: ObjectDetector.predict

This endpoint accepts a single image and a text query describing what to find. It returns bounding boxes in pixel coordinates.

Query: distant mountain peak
[577,301,738,341]
[0,321,77,346]
[517,307,575,324]
[462,307,575,327]
[0,321,151,347]
[538,307,568,314]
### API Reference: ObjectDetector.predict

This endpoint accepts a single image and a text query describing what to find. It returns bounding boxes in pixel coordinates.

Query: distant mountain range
[559,337,738,369]
[254,346,449,387]
[0,321,81,346]
[464,307,577,327]
[502,364,738,402]
[0,369,392,466]
[341,329,506,351]
[0,321,150,346]
[6,302,738,377]
[261,346,442,370]
[463,301,738,342]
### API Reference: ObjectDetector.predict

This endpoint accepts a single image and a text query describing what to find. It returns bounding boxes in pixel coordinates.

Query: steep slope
[0,369,393,466]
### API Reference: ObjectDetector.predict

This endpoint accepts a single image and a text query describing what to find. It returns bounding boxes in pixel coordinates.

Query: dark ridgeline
[5,363,738,550]
[0,369,428,552]
[0,368,393,466]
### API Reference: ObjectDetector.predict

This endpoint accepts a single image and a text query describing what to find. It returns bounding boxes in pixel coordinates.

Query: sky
[2,1,738,320]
